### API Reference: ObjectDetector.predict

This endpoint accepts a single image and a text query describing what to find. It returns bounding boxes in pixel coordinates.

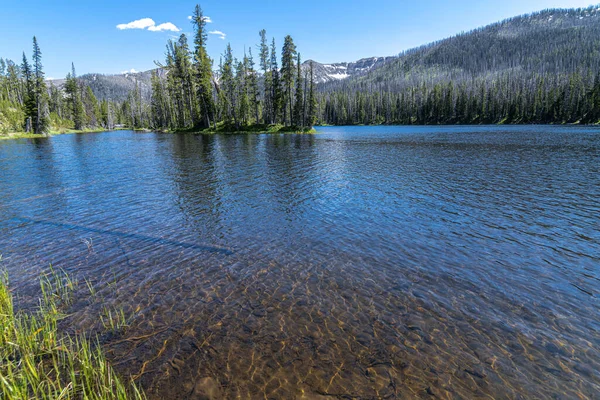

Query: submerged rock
[191,377,222,400]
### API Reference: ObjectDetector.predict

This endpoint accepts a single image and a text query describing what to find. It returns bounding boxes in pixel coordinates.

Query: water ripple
[0,126,599,398]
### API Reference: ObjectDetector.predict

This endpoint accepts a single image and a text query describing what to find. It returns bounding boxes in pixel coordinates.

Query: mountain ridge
[321,5,600,92]
[46,56,396,102]
[302,56,397,84]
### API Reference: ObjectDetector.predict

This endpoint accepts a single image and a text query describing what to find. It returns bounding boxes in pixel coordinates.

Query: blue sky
[0,0,596,78]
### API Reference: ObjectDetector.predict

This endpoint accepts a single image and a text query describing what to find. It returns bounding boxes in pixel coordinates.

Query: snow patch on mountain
[303,56,396,84]
[329,73,350,80]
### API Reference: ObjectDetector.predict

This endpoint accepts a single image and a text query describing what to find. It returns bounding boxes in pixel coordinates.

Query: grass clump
[100,306,128,333]
[0,266,144,399]
[0,132,42,140]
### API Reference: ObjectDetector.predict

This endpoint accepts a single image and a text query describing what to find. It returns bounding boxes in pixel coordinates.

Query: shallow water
[0,126,599,399]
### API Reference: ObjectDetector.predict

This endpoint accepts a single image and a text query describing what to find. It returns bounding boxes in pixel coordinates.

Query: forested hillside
[51,70,155,103]
[317,6,600,124]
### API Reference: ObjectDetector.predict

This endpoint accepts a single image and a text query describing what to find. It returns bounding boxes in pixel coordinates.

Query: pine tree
[220,44,236,127]
[192,4,215,129]
[585,73,600,123]
[164,40,184,127]
[129,82,145,128]
[258,30,271,124]
[64,63,85,130]
[281,35,297,127]
[21,52,35,132]
[83,86,100,127]
[48,82,64,117]
[0,58,6,101]
[10,61,23,105]
[99,100,110,129]
[177,34,197,127]
[150,70,168,129]
[293,53,303,127]
[270,38,281,125]
[32,36,49,134]
[163,35,197,128]
[307,61,317,127]
[235,57,249,126]
[246,48,260,124]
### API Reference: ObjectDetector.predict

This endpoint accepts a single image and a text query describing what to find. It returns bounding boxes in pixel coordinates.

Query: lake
[0,126,598,399]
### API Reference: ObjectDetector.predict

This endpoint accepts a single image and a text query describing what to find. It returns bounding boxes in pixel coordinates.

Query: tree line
[317,71,600,125]
[1,39,140,134]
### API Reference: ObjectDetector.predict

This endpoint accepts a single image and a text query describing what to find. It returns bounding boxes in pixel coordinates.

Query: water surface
[0,126,599,399]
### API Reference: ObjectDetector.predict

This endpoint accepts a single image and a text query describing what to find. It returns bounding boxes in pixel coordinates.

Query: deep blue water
[0,126,598,398]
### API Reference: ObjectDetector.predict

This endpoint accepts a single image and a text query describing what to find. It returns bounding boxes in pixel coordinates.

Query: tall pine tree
[258,30,271,124]
[281,35,296,126]
[220,44,236,127]
[293,53,303,127]
[192,4,215,129]
[270,38,282,125]
[150,70,169,129]
[247,48,260,124]
[64,63,85,130]
[21,52,35,132]
[235,57,249,126]
[307,61,317,127]
[32,37,49,134]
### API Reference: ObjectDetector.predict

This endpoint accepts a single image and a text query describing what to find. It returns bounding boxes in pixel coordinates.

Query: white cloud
[209,30,226,40]
[117,18,180,32]
[121,68,138,74]
[148,22,180,32]
[117,18,155,30]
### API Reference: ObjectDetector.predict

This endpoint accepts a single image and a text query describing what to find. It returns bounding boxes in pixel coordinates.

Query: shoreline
[0,126,316,140]
[2,122,596,141]
[0,127,129,140]
[162,123,317,135]
[317,121,600,127]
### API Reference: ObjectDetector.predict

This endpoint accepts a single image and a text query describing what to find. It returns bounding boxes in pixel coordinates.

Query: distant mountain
[49,69,158,102]
[302,57,396,84]
[53,57,395,102]
[316,5,600,125]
